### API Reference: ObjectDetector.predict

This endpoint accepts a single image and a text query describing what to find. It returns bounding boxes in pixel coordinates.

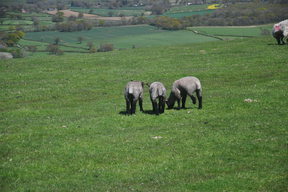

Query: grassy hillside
[1,36,288,191]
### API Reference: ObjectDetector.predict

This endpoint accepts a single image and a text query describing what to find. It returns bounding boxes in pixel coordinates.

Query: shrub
[98,43,114,52]
[47,44,63,55]
[10,48,26,58]
[26,45,37,53]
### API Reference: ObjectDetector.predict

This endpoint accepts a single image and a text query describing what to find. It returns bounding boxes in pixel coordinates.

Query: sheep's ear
[141,82,145,88]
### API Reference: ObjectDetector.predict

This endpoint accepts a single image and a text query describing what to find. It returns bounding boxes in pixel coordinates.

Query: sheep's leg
[281,37,285,44]
[277,38,281,45]
[126,100,130,114]
[177,99,181,109]
[154,101,159,115]
[159,96,165,113]
[190,95,196,104]
[139,98,144,112]
[181,93,187,109]
[196,89,202,109]
[151,100,156,112]
[131,100,137,114]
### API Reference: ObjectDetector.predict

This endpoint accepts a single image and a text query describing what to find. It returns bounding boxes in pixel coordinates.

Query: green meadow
[22,25,219,51]
[1,36,287,191]
[70,7,147,17]
[188,25,273,37]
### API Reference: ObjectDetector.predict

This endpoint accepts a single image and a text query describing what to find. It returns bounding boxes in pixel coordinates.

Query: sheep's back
[125,81,143,99]
[174,76,201,95]
[149,82,166,100]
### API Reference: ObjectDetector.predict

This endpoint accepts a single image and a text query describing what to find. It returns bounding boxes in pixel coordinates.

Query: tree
[47,44,63,55]
[78,12,84,18]
[52,12,64,22]
[2,31,25,47]
[77,36,84,44]
[54,37,60,45]
[98,43,114,52]
[87,41,94,50]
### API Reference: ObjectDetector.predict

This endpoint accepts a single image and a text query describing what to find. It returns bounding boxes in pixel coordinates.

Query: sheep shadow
[118,110,162,116]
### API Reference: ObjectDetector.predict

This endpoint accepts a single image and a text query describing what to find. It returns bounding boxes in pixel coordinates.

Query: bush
[150,16,184,30]
[10,48,26,58]
[47,44,63,55]
[98,44,114,52]
[26,45,37,53]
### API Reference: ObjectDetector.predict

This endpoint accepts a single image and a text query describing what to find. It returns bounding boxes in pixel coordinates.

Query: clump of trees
[150,16,184,30]
[46,44,63,55]
[1,31,25,47]
[56,20,92,32]
[98,43,114,52]
[52,12,64,23]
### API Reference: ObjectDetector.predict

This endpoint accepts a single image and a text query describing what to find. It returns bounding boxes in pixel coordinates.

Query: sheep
[124,81,144,114]
[149,82,166,115]
[166,76,202,110]
[272,19,288,45]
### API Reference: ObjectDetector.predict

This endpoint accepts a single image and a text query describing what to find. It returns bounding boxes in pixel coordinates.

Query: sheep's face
[166,92,176,109]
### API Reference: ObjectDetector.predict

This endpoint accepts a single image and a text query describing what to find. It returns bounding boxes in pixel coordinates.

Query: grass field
[70,7,147,17]
[1,36,287,191]
[22,25,219,51]
[188,25,273,37]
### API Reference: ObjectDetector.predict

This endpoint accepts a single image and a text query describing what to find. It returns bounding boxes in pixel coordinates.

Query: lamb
[124,81,144,114]
[272,19,288,45]
[149,82,166,115]
[166,76,202,110]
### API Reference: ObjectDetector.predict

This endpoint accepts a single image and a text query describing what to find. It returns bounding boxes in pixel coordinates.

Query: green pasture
[188,25,273,37]
[162,4,214,18]
[1,36,287,191]
[71,7,146,17]
[169,4,209,13]
[22,25,219,50]
[2,20,33,25]
[163,10,214,18]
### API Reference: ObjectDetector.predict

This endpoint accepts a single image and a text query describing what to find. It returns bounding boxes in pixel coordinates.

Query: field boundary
[186,28,224,40]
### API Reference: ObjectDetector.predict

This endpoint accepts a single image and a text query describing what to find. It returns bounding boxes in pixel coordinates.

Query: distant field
[71,7,147,17]
[163,10,214,18]
[188,25,273,37]
[22,25,219,50]
[163,4,214,18]
[3,20,33,25]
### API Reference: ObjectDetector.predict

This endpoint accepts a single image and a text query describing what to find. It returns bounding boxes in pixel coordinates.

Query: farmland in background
[21,25,219,52]
[70,6,148,17]
[20,24,272,55]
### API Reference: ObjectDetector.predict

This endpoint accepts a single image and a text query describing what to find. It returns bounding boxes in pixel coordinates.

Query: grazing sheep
[166,76,202,110]
[272,19,288,45]
[124,81,144,114]
[149,82,166,115]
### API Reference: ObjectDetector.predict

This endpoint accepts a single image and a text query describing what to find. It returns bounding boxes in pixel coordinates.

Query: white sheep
[149,82,166,115]
[272,19,288,45]
[124,81,144,114]
[166,76,202,110]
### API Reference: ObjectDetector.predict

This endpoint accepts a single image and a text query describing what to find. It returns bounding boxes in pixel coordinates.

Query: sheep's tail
[128,87,133,94]
[157,88,164,97]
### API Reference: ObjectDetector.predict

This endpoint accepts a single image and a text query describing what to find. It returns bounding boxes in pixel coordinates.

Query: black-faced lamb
[166,76,202,110]
[124,81,144,114]
[272,19,288,45]
[149,82,166,115]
